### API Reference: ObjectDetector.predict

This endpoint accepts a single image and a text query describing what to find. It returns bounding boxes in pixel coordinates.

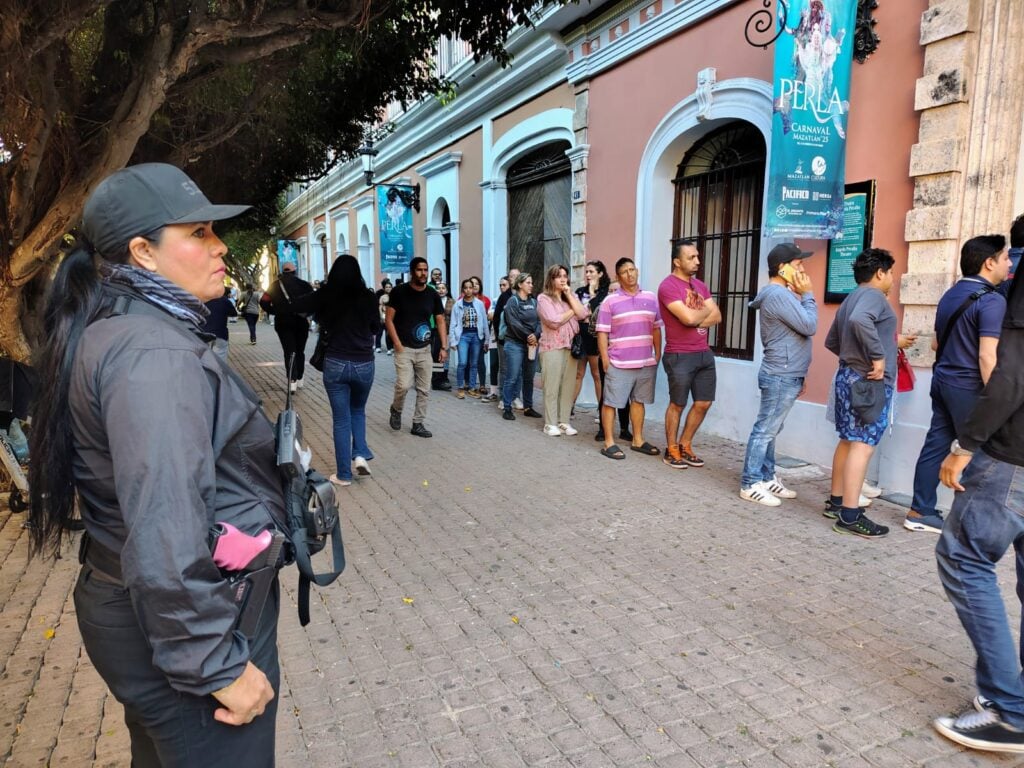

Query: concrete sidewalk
[2,324,1022,767]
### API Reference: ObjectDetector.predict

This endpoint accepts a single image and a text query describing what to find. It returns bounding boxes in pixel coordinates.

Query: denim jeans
[740,371,804,489]
[456,332,482,389]
[936,450,1024,729]
[323,357,374,481]
[502,340,535,409]
[911,378,982,516]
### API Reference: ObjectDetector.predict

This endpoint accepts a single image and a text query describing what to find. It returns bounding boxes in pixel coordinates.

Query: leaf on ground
[44,628,55,639]
[402,597,415,604]
[510,615,519,624]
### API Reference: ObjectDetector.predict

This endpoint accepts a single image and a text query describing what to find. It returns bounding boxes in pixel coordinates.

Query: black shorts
[663,350,716,404]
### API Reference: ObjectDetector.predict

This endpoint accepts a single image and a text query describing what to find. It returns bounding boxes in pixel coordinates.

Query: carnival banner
[277,240,299,271]
[764,0,858,239]
[378,185,415,273]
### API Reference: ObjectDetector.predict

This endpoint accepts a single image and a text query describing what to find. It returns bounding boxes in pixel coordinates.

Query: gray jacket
[749,283,817,377]
[825,285,898,386]
[70,289,287,696]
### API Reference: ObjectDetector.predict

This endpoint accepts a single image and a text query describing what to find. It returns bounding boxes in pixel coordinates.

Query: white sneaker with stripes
[739,482,782,507]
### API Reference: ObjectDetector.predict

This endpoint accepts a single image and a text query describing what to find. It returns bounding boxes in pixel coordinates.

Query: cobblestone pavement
[2,324,1024,767]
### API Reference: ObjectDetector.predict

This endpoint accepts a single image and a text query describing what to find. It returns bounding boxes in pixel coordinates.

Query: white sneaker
[859,494,873,507]
[354,456,371,476]
[558,423,578,436]
[513,398,524,411]
[739,482,782,507]
[329,474,352,488]
[861,481,882,499]
[289,382,297,393]
[764,476,797,499]
[387,349,394,356]
[543,424,562,436]
[296,378,304,390]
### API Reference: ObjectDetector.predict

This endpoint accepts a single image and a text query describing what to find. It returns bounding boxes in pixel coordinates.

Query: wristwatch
[950,439,974,457]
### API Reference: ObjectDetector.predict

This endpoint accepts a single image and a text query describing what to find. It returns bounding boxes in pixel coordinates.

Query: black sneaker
[823,499,841,520]
[832,512,889,539]
[389,407,401,431]
[523,408,542,418]
[503,408,515,421]
[410,422,432,438]
[934,708,1024,753]
[619,429,633,441]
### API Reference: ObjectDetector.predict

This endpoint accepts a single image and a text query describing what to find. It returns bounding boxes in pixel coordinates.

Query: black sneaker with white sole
[934,708,1024,753]
[389,407,401,431]
[832,512,889,538]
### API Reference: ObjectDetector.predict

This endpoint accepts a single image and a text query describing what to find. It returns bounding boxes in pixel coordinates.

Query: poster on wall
[378,185,415,273]
[763,0,859,239]
[277,240,299,272]
[825,180,876,303]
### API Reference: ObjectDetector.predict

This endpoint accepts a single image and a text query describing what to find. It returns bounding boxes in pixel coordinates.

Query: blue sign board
[378,186,415,273]
[277,240,299,272]
[764,0,858,239]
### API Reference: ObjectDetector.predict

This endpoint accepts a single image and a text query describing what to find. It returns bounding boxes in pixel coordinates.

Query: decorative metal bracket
[383,184,421,213]
[744,0,787,49]
[853,0,881,63]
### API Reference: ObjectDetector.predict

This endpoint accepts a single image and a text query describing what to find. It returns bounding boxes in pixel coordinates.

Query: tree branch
[25,0,116,59]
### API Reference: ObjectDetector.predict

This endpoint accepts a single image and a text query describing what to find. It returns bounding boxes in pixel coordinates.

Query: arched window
[672,122,766,360]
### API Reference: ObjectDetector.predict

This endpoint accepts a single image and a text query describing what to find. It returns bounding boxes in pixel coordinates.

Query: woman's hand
[212,661,275,726]
[898,333,917,350]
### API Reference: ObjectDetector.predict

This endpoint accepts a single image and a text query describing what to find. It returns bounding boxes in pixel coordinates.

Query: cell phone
[777,263,798,285]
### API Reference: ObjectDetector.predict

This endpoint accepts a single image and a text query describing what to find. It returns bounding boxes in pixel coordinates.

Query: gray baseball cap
[82,163,250,258]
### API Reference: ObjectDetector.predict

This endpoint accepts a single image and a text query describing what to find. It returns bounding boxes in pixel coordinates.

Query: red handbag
[896,349,915,392]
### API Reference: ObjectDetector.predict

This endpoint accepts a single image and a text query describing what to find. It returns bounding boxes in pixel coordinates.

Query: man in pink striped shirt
[595,257,664,460]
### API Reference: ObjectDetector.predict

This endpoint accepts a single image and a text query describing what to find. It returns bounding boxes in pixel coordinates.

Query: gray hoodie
[748,283,817,377]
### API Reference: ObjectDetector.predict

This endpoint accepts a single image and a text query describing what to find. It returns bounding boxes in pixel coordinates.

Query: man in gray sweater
[823,248,898,539]
[740,243,817,506]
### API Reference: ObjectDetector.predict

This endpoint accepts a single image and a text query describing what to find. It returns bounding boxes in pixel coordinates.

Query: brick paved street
[3,324,1024,767]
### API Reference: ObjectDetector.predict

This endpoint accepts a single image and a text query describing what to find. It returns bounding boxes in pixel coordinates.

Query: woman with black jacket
[29,164,279,765]
[292,255,381,487]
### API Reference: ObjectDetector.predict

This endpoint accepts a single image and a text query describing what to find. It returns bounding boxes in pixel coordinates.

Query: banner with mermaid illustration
[378,185,415,273]
[764,0,858,239]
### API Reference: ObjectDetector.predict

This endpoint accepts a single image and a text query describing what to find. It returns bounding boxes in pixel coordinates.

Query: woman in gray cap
[28,164,281,765]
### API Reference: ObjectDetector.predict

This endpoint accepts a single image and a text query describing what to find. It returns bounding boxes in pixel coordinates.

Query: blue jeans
[323,357,374,481]
[456,332,482,389]
[502,340,536,409]
[936,450,1024,728]
[741,371,803,489]
[911,378,981,516]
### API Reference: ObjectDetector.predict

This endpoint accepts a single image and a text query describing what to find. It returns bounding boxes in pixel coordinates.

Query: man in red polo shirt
[658,241,721,469]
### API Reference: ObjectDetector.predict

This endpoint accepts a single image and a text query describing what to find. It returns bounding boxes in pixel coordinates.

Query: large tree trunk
[0,284,33,364]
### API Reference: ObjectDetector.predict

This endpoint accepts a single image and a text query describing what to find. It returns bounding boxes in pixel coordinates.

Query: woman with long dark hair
[573,260,610,406]
[29,164,278,764]
[306,255,381,486]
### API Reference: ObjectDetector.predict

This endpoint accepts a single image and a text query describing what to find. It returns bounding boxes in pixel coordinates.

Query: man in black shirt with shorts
[385,257,447,437]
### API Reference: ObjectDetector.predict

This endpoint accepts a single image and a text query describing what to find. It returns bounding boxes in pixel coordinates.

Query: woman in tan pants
[536,264,590,436]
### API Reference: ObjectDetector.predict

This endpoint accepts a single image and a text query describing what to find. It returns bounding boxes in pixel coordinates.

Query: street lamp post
[357,132,421,212]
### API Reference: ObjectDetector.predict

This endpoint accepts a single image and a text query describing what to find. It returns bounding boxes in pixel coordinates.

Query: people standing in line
[658,241,722,468]
[203,285,238,363]
[739,243,818,505]
[434,282,455,389]
[260,261,314,392]
[449,278,488,399]
[377,280,394,355]
[240,283,262,344]
[823,248,899,539]
[931,266,1024,754]
[29,164,277,763]
[288,255,381,488]
[493,268,521,408]
[469,275,491,397]
[594,257,663,460]
[427,270,452,392]
[537,264,590,436]
[385,256,447,438]
[906,235,1010,532]
[501,273,543,421]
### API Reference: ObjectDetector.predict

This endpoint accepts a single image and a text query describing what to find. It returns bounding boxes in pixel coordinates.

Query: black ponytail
[28,244,111,555]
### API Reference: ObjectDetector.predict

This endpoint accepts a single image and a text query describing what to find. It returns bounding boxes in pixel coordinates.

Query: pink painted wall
[585,0,928,403]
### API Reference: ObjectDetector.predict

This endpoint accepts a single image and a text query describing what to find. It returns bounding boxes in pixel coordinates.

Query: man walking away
[823,248,898,539]
[932,266,1024,754]
[906,235,1009,532]
[203,286,238,363]
[658,241,722,469]
[740,243,817,506]
[260,262,313,392]
[595,258,663,460]
[386,256,447,437]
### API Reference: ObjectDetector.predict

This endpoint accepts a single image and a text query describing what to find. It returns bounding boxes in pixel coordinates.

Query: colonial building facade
[280,0,1024,500]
